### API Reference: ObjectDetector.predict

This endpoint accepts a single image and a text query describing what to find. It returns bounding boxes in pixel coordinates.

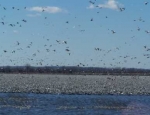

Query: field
[0,74,150,95]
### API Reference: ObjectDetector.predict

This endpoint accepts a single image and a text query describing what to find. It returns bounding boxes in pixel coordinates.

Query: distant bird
[3,50,7,53]
[145,30,150,33]
[9,24,14,27]
[116,47,119,50]
[147,49,150,51]
[91,18,93,21]
[12,50,15,53]
[119,7,125,12]
[16,41,20,45]
[80,30,85,32]
[39,62,42,65]
[95,48,100,51]
[111,30,116,34]
[33,53,36,57]
[66,21,69,23]
[46,49,50,52]
[3,7,6,10]
[1,22,5,25]
[66,49,70,52]
[56,40,60,44]
[42,9,45,12]
[27,46,30,48]
[22,19,27,22]
[89,1,95,4]
[145,2,149,5]
[137,27,140,31]
[63,41,67,44]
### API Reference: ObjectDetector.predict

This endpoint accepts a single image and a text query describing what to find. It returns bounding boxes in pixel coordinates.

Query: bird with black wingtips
[3,50,7,53]
[1,22,5,25]
[111,30,116,34]
[137,27,140,31]
[145,30,150,33]
[9,24,14,27]
[66,49,70,52]
[22,19,27,22]
[89,0,95,4]
[63,41,67,44]
[145,2,149,5]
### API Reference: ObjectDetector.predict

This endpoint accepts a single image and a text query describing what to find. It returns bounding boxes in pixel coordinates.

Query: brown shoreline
[0,74,150,95]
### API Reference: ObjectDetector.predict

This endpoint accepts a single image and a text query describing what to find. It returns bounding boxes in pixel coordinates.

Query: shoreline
[0,74,150,95]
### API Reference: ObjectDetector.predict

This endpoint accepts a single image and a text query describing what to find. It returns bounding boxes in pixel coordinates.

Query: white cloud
[28,6,66,14]
[87,4,95,9]
[98,0,123,10]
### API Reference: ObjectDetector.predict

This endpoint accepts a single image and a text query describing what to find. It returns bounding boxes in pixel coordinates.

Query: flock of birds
[0,1,150,68]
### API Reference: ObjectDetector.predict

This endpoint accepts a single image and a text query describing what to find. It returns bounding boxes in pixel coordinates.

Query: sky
[0,0,150,68]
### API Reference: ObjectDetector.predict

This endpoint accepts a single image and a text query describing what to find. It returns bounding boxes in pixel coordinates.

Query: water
[0,93,150,115]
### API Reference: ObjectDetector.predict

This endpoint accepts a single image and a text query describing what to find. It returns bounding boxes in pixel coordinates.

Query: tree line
[0,65,150,75]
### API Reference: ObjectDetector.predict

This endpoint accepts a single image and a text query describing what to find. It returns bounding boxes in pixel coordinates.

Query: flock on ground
[0,1,150,68]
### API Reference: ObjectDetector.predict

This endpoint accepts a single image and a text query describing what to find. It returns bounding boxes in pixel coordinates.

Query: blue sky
[0,0,150,68]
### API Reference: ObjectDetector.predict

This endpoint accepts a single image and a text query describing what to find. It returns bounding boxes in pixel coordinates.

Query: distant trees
[0,65,150,75]
[25,64,31,73]
[3,66,12,73]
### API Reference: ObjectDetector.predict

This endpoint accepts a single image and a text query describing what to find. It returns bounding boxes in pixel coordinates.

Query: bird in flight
[89,1,95,4]
[145,30,150,33]
[111,30,116,34]
[9,24,14,27]
[145,2,149,5]
[137,27,140,31]
[66,49,70,52]
[16,41,20,45]
[1,22,5,25]
[3,50,7,53]
[3,7,6,10]
[22,19,27,22]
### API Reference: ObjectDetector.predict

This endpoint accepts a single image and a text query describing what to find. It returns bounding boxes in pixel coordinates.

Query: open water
[0,93,150,115]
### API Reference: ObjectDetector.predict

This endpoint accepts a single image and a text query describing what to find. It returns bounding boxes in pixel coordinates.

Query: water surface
[0,93,150,115]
